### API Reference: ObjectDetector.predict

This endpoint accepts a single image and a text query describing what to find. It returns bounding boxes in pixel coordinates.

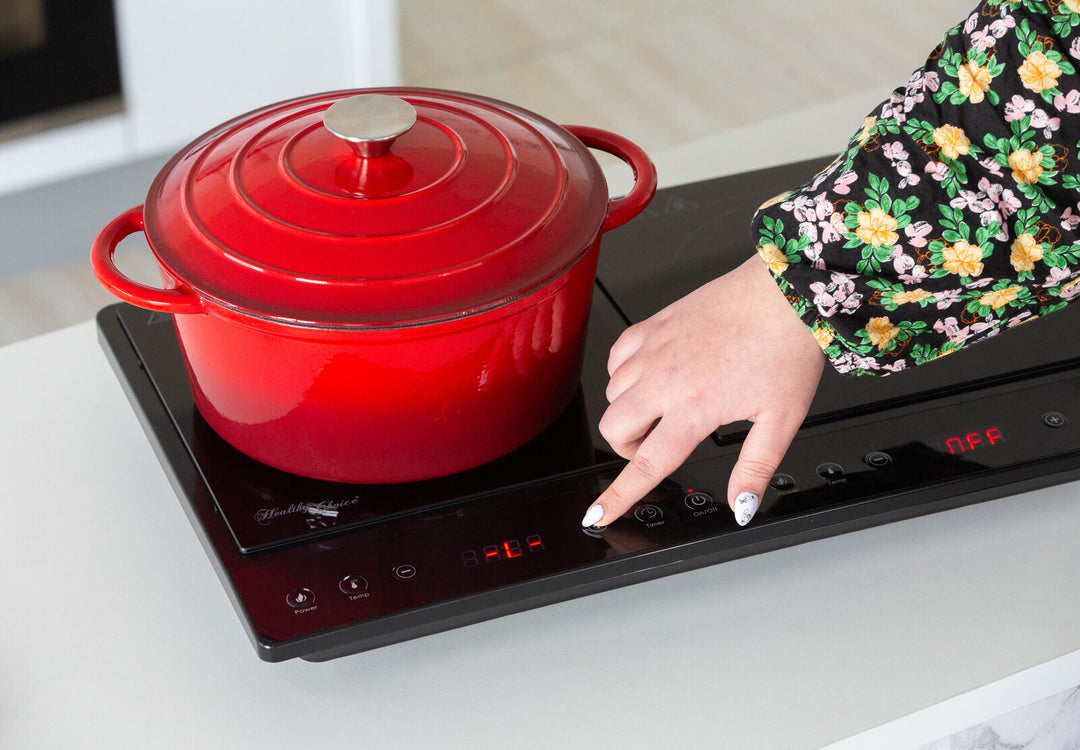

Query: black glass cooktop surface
[99,157,1080,661]
[113,299,628,556]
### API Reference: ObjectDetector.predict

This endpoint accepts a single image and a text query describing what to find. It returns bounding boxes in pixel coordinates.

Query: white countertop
[2,89,1079,749]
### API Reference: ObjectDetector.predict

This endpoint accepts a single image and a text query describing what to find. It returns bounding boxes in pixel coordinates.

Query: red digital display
[461,534,544,568]
[941,427,1004,455]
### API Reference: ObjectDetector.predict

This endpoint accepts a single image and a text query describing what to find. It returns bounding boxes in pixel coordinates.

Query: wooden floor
[0,0,973,346]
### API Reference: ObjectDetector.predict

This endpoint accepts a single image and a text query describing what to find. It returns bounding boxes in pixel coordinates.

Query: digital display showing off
[939,426,1004,455]
[461,535,544,568]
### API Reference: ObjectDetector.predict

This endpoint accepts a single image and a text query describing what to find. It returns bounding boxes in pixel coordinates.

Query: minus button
[393,564,417,581]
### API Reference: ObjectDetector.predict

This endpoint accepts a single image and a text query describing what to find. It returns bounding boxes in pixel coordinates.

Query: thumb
[726,414,803,526]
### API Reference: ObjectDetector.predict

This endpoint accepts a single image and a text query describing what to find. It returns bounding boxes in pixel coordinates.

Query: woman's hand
[580,255,826,528]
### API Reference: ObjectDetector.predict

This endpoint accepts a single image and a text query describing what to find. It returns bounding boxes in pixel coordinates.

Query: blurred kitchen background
[0,0,977,347]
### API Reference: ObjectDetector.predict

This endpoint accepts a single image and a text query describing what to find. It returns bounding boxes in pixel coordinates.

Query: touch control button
[633,504,664,524]
[339,575,369,595]
[816,462,845,480]
[1044,411,1067,428]
[683,492,713,510]
[392,564,417,581]
[286,588,316,608]
[769,473,796,491]
[864,451,892,468]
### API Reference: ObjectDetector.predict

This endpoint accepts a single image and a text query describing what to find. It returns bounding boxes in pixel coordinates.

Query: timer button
[1044,411,1067,428]
[633,504,664,524]
[286,588,316,608]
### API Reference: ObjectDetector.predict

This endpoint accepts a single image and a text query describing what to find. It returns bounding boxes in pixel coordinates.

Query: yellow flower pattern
[933,124,971,160]
[892,289,933,305]
[1007,149,1044,184]
[757,243,788,274]
[958,60,992,103]
[1018,51,1062,92]
[979,286,1022,309]
[854,208,899,247]
[865,317,900,350]
[1010,234,1043,271]
[942,241,985,277]
[751,1,1080,376]
[812,323,835,350]
[856,116,878,146]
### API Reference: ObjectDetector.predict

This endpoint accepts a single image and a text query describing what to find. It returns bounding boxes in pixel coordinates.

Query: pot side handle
[563,125,658,234]
[91,208,204,314]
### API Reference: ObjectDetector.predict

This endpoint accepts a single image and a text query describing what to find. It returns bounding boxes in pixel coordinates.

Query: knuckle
[597,411,621,443]
[604,371,628,403]
[627,451,664,484]
[608,326,644,371]
[674,401,713,436]
[735,457,780,484]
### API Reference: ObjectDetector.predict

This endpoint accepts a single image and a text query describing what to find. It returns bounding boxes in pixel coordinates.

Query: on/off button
[683,492,713,510]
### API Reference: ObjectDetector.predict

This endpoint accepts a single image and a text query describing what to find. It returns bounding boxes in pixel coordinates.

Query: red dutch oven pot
[92,89,656,483]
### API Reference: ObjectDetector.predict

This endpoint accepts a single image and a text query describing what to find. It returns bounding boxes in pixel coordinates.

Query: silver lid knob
[323,94,417,158]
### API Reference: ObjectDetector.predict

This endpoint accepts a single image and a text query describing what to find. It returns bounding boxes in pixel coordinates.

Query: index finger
[581,416,702,527]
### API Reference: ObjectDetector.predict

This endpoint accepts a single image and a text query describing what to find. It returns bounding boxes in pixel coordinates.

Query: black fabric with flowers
[752,0,1080,375]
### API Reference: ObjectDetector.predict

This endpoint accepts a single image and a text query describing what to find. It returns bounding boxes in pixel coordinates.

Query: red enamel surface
[92,87,655,482]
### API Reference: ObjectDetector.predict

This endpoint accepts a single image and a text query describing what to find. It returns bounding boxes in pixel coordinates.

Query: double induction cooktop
[98,157,1080,661]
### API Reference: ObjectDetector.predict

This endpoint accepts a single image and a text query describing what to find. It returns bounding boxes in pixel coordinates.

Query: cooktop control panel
[100,300,1079,661]
[224,361,1078,662]
[232,369,1080,660]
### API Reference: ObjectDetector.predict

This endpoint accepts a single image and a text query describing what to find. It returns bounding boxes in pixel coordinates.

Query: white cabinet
[0,0,400,195]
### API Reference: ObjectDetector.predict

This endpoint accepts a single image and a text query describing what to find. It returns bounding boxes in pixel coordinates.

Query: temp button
[816,462,845,480]
[339,575,368,595]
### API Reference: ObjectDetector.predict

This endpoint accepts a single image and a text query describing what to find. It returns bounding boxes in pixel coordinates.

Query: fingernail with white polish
[733,491,760,526]
[581,504,605,528]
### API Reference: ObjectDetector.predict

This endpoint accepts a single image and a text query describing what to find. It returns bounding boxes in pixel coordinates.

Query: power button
[286,588,316,608]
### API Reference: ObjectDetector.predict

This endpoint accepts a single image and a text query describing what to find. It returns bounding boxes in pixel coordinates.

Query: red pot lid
[142,88,610,328]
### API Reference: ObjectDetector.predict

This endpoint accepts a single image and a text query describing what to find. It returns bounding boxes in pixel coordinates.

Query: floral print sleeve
[752,0,1080,375]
